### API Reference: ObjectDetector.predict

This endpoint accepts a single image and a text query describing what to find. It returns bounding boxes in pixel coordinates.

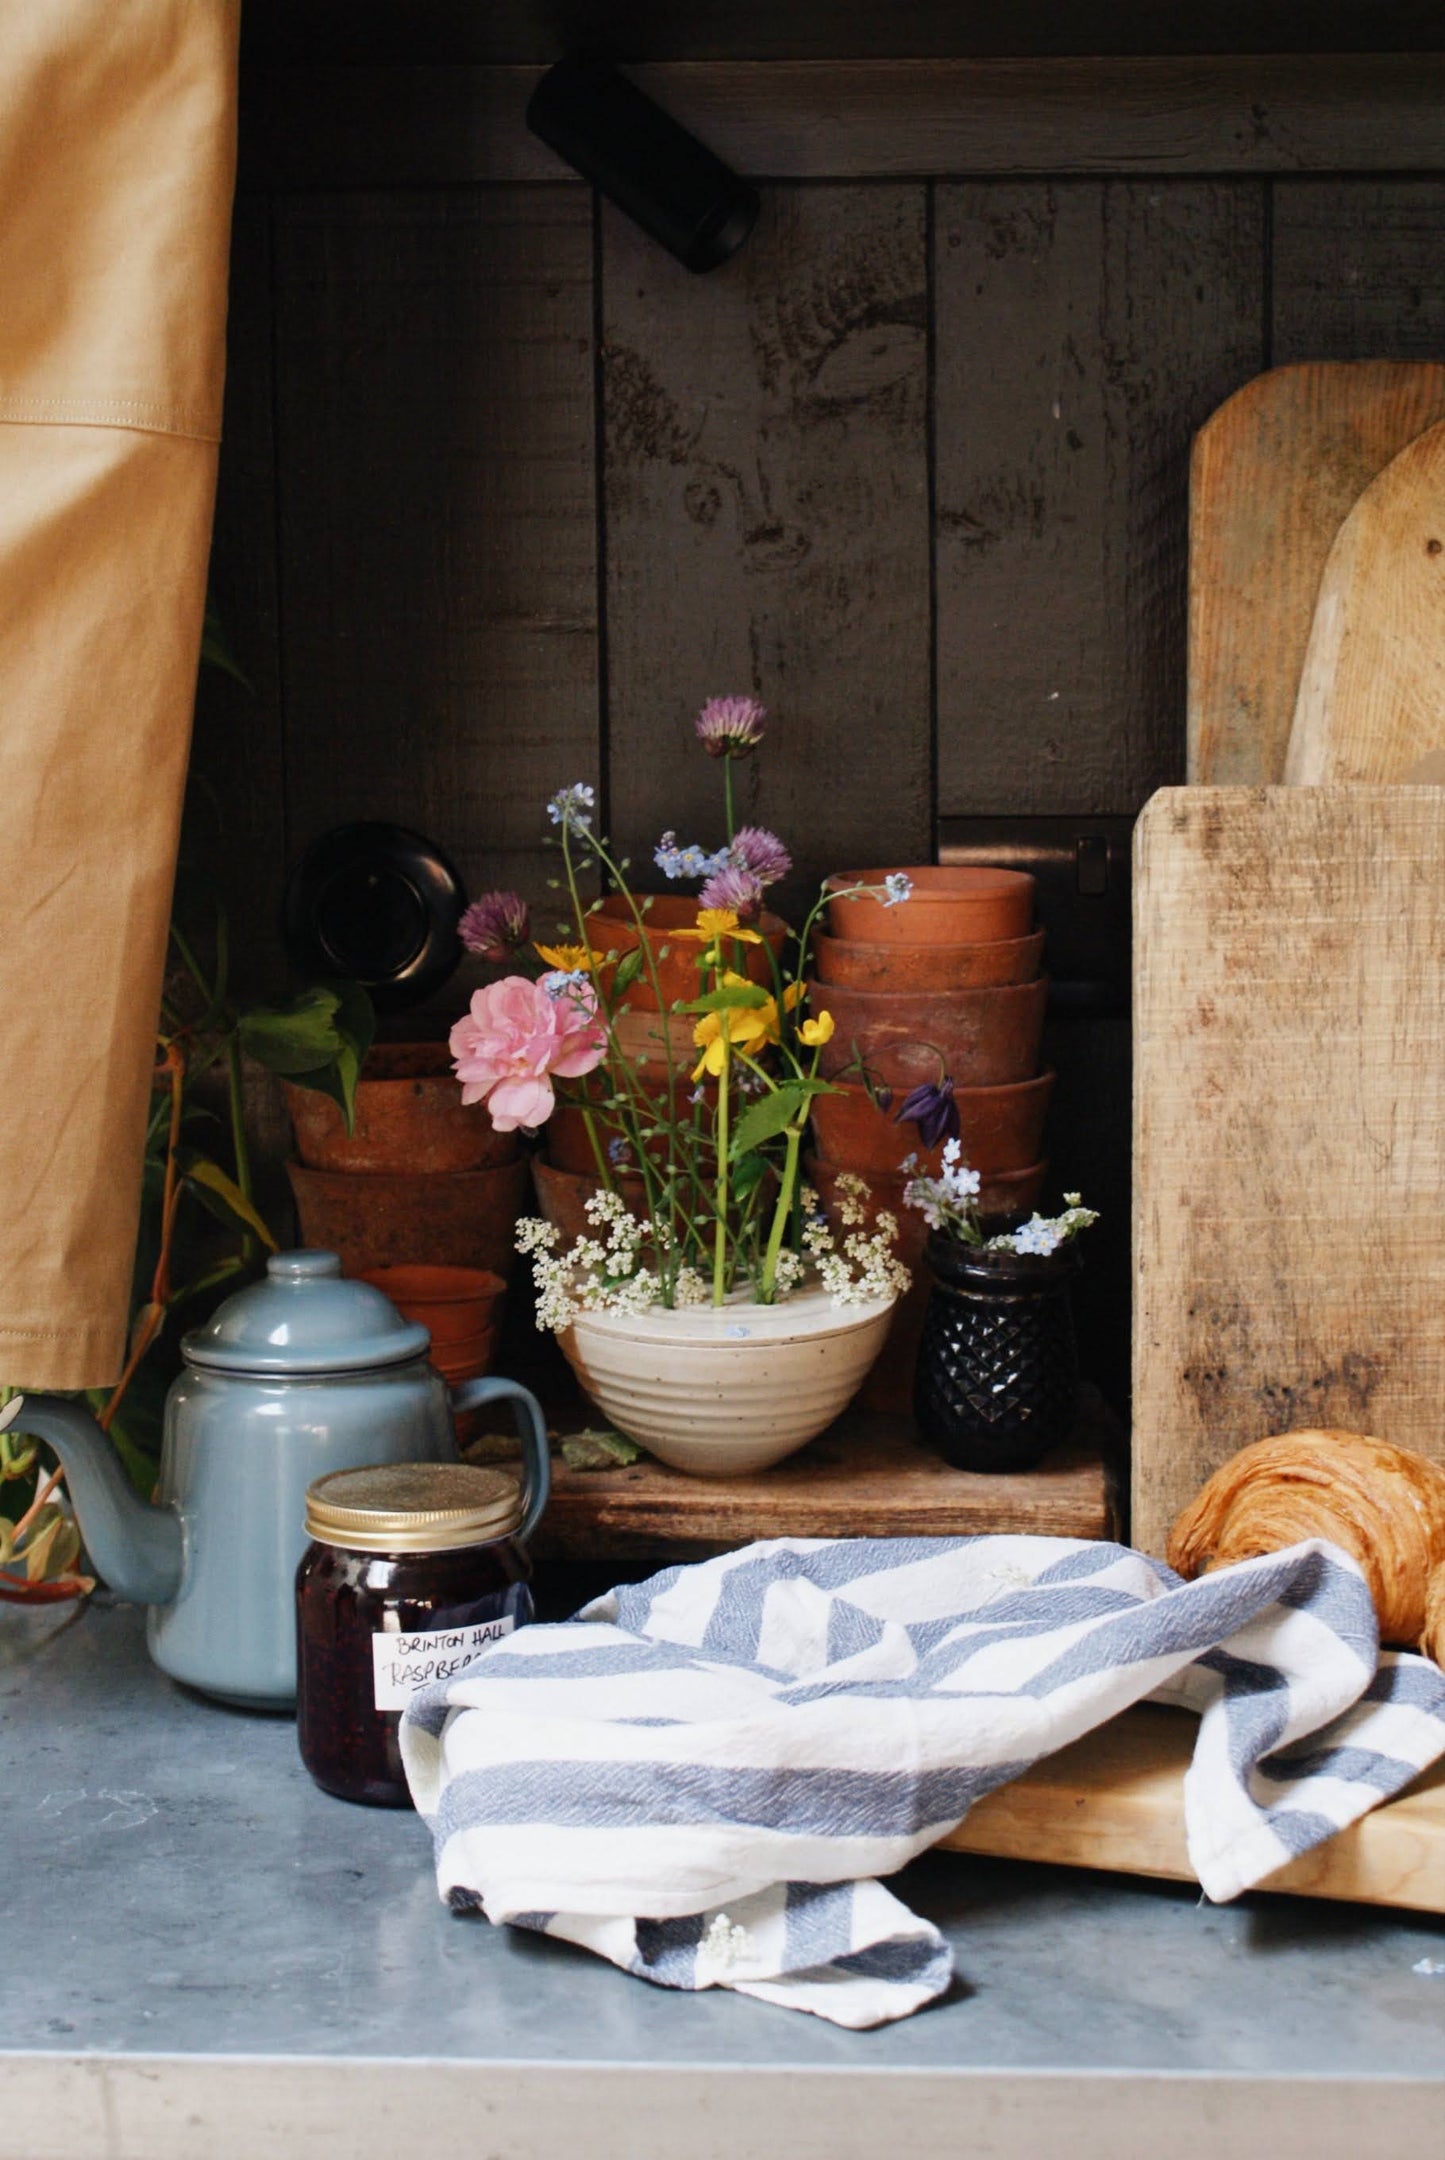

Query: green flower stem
[577,1101,615,1194]
[724,756,736,844]
[713,1029,730,1305]
[759,1123,803,1303]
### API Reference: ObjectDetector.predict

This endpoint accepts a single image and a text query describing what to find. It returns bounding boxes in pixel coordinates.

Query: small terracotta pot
[808,1072,1054,1178]
[812,928,1044,993]
[811,978,1048,1089]
[609,1009,699,1066]
[826,866,1034,947]
[587,893,788,1012]
[431,1329,500,1385]
[546,1088,717,1178]
[530,1155,650,1248]
[287,1157,531,1279]
[285,1043,518,1176]
[356,1263,507,1347]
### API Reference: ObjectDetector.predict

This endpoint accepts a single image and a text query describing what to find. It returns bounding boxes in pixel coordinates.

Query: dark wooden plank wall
[199,64,1445,997]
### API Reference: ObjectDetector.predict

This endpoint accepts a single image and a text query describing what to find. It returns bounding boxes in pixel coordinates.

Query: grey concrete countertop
[3,1598,1443,2160]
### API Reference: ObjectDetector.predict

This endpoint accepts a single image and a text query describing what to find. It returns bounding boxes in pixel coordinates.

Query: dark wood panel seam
[263,194,294,886]
[591,184,612,846]
[925,178,940,862]
[238,58,1445,190]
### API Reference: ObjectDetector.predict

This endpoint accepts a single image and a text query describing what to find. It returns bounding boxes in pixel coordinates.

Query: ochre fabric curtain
[0,2,238,1386]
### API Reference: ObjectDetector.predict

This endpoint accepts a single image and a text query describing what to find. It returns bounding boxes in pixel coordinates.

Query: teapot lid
[181,1250,432,1375]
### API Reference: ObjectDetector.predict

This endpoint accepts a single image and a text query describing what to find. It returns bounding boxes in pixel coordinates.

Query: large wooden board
[1132,787,1445,1556]
[1188,362,1445,786]
[1286,420,1445,784]
[940,1703,1445,1914]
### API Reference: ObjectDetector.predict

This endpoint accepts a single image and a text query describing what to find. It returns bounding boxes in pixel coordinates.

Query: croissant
[1166,1428,1445,1651]
[1425,1562,1445,1668]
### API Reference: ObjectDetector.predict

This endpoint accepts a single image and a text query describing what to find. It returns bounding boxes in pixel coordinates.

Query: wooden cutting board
[939,1704,1445,1913]
[1132,787,1445,1556]
[1187,361,1445,784]
[1286,418,1445,783]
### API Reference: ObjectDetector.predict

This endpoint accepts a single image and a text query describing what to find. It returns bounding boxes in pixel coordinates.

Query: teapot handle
[445,1375,551,1546]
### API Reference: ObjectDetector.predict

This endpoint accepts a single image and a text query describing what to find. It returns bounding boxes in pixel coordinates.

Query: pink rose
[449,974,607,1131]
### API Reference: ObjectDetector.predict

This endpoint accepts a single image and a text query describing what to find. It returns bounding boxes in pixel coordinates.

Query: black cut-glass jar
[913,1231,1081,1472]
[297,1463,533,1808]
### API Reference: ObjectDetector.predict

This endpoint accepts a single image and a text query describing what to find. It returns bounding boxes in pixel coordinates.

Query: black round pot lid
[282,822,466,1010]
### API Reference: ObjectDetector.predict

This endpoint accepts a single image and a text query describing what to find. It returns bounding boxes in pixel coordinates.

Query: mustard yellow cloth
[0,2,238,1384]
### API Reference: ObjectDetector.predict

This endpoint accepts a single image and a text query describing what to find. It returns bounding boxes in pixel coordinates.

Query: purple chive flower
[698,861,766,922]
[729,825,792,887]
[695,694,767,759]
[458,889,531,961]
[893,1077,961,1149]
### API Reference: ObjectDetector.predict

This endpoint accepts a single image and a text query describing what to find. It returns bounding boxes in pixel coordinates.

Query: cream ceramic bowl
[559,1282,896,1476]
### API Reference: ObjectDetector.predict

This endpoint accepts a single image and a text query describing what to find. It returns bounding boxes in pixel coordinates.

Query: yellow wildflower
[534,942,593,973]
[674,907,764,946]
[691,972,782,1079]
[798,1010,835,1047]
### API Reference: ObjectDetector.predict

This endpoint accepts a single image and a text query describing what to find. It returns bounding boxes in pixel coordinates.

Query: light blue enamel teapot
[1,1251,548,1709]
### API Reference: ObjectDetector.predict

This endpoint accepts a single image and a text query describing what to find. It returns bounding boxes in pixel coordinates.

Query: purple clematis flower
[893,1077,960,1148]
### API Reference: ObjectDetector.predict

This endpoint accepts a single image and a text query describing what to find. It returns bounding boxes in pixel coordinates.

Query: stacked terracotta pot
[805,866,1053,1415]
[285,1045,530,1315]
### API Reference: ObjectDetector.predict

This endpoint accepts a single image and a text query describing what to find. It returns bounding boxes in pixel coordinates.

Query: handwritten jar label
[371,1613,515,1711]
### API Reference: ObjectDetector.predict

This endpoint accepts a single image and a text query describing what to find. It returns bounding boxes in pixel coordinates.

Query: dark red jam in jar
[297,1463,534,1807]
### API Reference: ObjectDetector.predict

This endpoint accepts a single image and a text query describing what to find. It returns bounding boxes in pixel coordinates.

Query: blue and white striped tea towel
[400,1535,1445,2028]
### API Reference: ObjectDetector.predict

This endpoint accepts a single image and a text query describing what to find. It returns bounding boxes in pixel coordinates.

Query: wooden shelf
[940,1704,1445,1914]
[529,1402,1120,1569]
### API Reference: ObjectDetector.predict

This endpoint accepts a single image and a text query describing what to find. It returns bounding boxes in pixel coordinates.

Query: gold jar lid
[305,1463,523,1552]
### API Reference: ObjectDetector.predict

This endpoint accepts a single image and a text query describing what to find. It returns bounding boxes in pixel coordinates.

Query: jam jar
[297,1463,535,1806]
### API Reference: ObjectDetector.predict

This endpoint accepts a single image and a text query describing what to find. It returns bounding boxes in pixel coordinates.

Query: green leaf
[611,946,644,997]
[731,1083,810,1159]
[181,1155,279,1251]
[683,981,771,1015]
[237,988,344,1075]
[731,1151,772,1199]
[321,978,375,1133]
[560,1429,644,1471]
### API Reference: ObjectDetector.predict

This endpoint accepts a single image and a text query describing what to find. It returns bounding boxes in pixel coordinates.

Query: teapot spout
[2,1394,182,1606]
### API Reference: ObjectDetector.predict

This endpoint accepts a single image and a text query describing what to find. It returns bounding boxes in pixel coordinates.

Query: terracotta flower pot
[808,1073,1054,1178]
[586,893,788,1012]
[810,978,1048,1089]
[356,1264,507,1347]
[812,928,1044,993]
[608,1008,699,1067]
[826,866,1034,947]
[284,1043,518,1176]
[529,1154,650,1248]
[430,1329,500,1385]
[546,1081,717,1177]
[287,1157,531,1279]
[559,1282,896,1476]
